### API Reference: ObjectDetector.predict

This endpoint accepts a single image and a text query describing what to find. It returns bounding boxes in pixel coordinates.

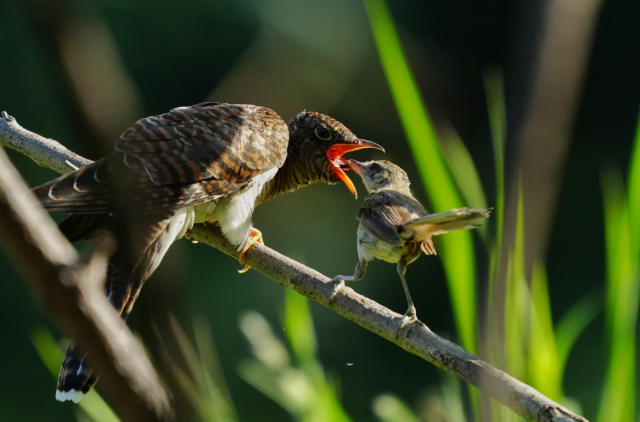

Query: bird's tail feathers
[55,216,170,402]
[402,207,492,241]
[56,341,98,403]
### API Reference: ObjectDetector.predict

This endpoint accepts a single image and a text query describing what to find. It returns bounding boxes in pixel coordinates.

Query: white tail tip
[56,389,85,403]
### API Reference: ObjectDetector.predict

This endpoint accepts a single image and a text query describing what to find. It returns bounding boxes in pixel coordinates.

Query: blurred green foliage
[3,0,640,420]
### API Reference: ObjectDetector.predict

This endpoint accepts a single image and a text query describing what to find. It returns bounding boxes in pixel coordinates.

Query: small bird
[32,102,383,402]
[333,160,491,329]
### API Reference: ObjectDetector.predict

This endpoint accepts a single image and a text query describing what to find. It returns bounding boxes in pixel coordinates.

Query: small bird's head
[287,111,384,197]
[343,160,411,193]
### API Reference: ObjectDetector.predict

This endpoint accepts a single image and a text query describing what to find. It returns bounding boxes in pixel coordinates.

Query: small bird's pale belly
[356,225,404,263]
[356,225,421,265]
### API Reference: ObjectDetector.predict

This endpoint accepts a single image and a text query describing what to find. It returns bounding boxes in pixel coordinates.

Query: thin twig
[0,112,588,422]
[0,114,172,421]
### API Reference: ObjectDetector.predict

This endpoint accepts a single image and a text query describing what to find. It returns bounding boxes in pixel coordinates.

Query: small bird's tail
[401,207,492,255]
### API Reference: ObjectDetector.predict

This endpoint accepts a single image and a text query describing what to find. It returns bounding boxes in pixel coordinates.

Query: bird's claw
[328,277,346,304]
[395,306,418,339]
[238,228,264,273]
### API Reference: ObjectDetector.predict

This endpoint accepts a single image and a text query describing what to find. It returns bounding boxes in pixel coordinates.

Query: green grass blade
[168,316,237,422]
[528,264,562,401]
[440,128,488,211]
[283,288,317,365]
[282,290,353,422]
[363,0,477,356]
[240,305,353,422]
[484,69,506,304]
[440,128,488,240]
[31,328,122,422]
[192,317,237,418]
[483,69,506,241]
[373,394,420,422]
[238,359,294,414]
[439,373,467,422]
[598,171,638,422]
[554,287,601,376]
[625,104,640,258]
[239,311,290,371]
[504,187,526,381]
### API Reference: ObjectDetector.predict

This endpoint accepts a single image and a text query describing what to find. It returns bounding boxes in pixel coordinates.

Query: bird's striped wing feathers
[34,103,288,213]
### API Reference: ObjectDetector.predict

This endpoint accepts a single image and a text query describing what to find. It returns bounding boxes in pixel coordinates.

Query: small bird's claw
[395,306,418,339]
[328,277,346,304]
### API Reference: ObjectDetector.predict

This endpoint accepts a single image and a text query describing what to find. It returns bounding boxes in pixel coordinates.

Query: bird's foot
[238,228,264,273]
[328,277,346,304]
[395,306,418,339]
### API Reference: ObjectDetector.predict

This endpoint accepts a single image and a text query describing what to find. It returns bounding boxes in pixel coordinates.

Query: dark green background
[1,0,639,420]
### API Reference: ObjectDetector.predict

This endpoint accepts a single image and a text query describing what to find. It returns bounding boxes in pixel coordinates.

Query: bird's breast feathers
[357,224,405,264]
[191,166,279,248]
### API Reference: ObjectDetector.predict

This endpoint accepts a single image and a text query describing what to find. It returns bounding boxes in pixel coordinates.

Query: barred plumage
[31,102,383,402]
[34,103,288,214]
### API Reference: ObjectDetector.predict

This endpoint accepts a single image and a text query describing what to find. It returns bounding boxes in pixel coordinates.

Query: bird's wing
[33,103,289,214]
[357,191,421,245]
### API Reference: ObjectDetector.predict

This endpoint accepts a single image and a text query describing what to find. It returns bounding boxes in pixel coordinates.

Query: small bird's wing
[33,103,289,214]
[357,191,424,245]
[402,207,492,239]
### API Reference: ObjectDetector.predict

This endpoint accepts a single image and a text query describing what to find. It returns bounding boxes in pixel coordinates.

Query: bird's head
[287,111,384,198]
[342,159,411,194]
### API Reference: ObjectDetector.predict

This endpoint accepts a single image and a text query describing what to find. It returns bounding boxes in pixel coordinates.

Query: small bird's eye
[315,126,332,141]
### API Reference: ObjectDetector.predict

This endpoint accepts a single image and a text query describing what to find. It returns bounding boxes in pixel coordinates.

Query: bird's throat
[257,143,326,205]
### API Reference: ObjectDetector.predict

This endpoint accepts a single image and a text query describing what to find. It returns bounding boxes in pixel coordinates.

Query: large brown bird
[332,160,490,329]
[32,102,383,402]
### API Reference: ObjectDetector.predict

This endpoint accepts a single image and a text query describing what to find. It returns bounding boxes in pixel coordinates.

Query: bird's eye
[315,126,332,141]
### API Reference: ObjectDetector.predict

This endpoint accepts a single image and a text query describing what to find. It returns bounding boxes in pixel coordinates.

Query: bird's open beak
[326,139,384,199]
[341,158,367,177]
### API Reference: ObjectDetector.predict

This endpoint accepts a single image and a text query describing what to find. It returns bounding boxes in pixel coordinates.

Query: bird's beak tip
[357,139,385,152]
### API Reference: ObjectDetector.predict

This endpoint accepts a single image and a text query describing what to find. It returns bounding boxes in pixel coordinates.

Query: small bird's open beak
[326,139,384,199]
[341,158,367,177]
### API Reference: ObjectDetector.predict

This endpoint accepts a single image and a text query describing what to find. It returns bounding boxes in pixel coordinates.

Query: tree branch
[0,113,172,421]
[0,112,588,422]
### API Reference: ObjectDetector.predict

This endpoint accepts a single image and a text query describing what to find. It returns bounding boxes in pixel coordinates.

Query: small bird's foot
[395,306,418,338]
[328,277,346,304]
[238,228,264,273]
